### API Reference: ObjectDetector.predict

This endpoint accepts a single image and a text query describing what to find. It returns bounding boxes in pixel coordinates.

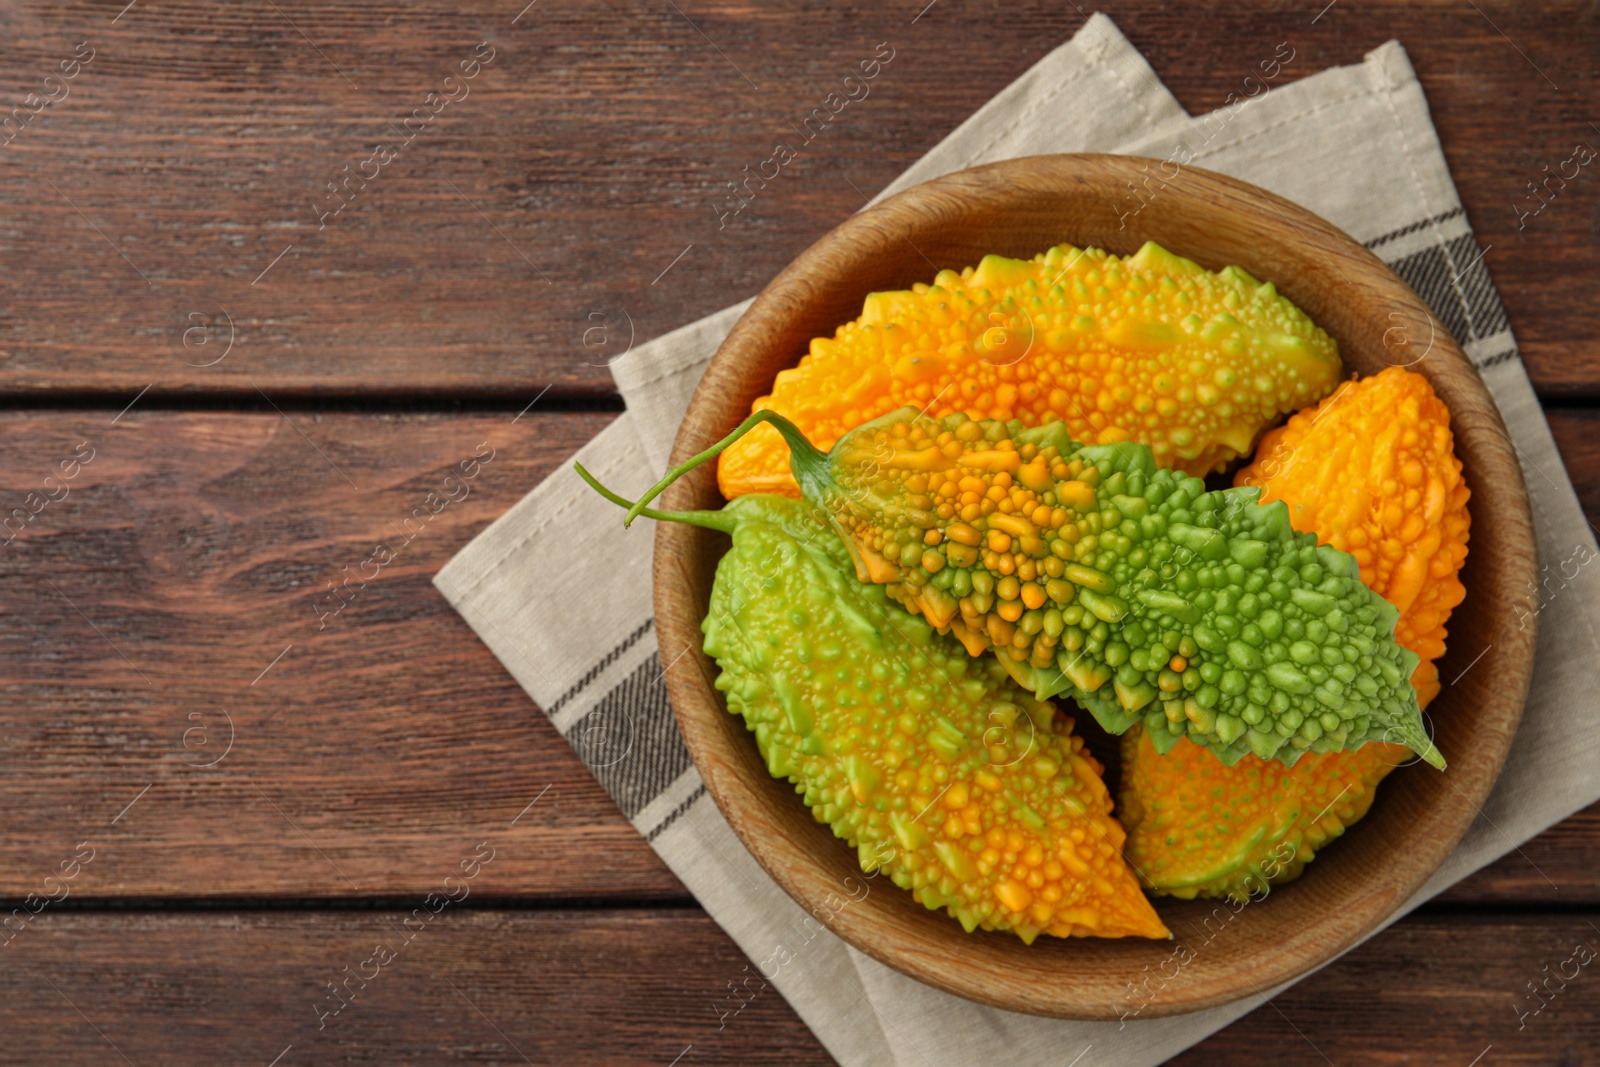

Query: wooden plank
[1438,404,1600,903]
[1175,914,1600,1066]
[0,908,833,1066]
[1546,408,1600,519]
[1,407,1598,901]
[0,909,1596,1065]
[0,2,1592,397]
[1443,803,1600,904]
[0,408,689,899]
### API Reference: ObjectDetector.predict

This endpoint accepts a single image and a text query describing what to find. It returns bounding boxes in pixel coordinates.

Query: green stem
[622,409,833,527]
[1412,733,1447,771]
[573,462,739,534]
[1391,715,1446,771]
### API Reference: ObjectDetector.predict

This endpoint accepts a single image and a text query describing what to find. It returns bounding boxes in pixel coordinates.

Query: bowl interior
[653,155,1537,1018]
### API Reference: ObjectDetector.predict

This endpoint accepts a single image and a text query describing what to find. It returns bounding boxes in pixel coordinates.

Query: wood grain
[0,409,683,900]
[1,407,1596,907]
[0,909,833,1066]
[1176,914,1600,1066]
[0,909,1595,1066]
[658,153,1538,1018]
[0,1,1593,397]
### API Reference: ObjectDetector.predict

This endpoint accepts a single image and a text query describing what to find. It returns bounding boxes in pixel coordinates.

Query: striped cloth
[436,15,1598,1065]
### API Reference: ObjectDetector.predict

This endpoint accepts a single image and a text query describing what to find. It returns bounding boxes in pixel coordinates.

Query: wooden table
[2,2,1595,1063]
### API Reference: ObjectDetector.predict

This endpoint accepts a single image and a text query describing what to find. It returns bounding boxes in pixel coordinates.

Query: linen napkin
[436,15,1600,1065]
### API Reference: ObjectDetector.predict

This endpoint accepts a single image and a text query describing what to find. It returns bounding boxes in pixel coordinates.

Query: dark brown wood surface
[0,0,1596,399]
[0,911,1596,1065]
[2,0,1596,1063]
[1,912,1594,1066]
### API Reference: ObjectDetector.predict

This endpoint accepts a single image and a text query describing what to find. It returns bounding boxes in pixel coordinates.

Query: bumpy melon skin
[1118,723,1395,899]
[718,241,1342,499]
[701,495,1169,941]
[1120,368,1470,900]
[1240,368,1470,702]
[816,408,1438,769]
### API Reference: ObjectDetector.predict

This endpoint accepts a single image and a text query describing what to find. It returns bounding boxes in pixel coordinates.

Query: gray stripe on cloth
[1383,231,1511,350]
[647,783,708,842]
[545,617,654,718]
[1464,330,1519,372]
[1363,206,1465,249]
[632,763,707,837]
[567,657,693,820]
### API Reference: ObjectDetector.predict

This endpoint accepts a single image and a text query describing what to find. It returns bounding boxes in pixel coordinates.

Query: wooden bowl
[652,154,1537,1018]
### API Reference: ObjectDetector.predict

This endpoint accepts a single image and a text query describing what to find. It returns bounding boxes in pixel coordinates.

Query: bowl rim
[651,153,1538,1019]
